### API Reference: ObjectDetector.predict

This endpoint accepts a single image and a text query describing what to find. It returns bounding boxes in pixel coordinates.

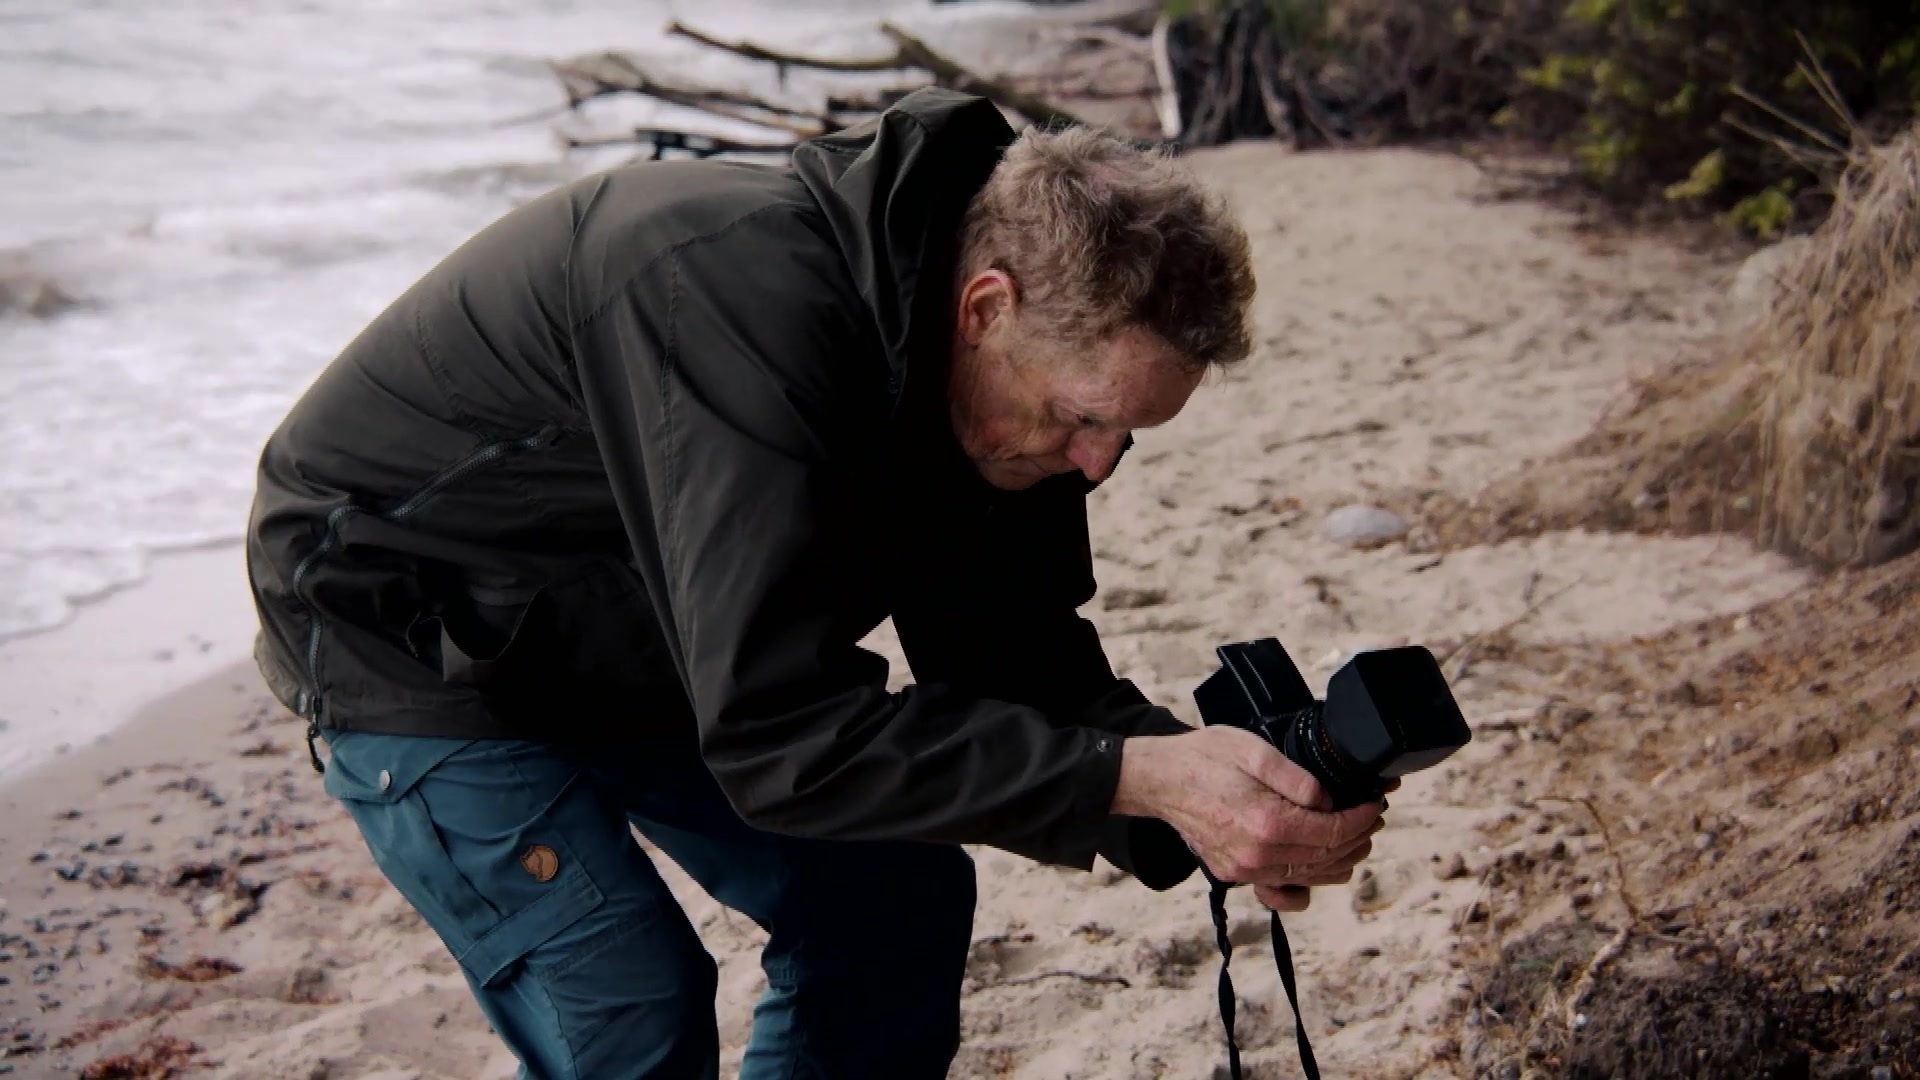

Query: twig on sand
[1261,418,1388,452]
[1470,789,1666,1066]
[1527,794,1646,925]
[1561,925,1631,1029]
[1441,576,1585,682]
[1471,704,1553,733]
[991,969,1133,990]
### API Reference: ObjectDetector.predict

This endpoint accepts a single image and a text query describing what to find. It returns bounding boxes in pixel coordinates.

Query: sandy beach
[0,136,1823,1079]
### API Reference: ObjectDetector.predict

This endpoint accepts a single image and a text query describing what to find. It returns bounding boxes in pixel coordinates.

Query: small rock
[1551,706,1593,734]
[1891,988,1906,1002]
[1321,504,1410,547]
[1435,853,1468,881]
[1352,868,1380,905]
[1868,987,1887,1007]
[1101,586,1167,611]
[1870,1068,1892,1080]
[210,892,261,931]
[0,270,81,319]
[283,965,331,1004]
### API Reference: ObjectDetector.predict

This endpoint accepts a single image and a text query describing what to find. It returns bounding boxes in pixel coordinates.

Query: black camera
[1195,639,1472,812]
[1191,639,1473,1080]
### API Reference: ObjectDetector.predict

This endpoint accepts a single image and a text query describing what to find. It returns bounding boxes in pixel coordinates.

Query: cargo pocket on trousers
[322,733,607,989]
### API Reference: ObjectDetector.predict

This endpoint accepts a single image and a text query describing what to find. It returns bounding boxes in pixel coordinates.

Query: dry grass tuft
[1751,122,1920,566]
[1410,120,1920,567]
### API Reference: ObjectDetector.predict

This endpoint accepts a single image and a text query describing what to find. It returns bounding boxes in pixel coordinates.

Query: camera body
[1195,639,1471,811]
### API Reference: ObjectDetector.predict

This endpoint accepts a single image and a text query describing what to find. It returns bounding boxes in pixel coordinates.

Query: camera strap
[1205,874,1321,1080]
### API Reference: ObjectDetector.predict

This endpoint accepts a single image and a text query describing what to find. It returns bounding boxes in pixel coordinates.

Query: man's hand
[1111,728,1385,912]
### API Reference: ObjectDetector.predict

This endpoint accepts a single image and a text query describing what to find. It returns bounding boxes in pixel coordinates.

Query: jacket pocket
[322,732,607,988]
[407,582,547,688]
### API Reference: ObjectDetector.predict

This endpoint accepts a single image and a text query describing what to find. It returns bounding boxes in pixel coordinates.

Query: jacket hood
[789,88,1017,416]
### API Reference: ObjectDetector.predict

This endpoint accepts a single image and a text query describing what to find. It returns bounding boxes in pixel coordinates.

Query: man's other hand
[1110,727,1386,910]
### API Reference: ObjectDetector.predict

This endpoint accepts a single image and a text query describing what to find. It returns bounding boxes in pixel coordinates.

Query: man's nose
[1066,429,1128,484]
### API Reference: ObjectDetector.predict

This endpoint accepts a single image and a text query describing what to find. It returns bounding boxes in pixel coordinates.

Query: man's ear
[957,268,1017,347]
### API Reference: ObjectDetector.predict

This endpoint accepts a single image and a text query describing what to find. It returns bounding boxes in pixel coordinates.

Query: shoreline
[0,544,260,788]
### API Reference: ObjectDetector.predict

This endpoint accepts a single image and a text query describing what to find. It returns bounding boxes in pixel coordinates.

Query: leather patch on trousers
[520,845,560,883]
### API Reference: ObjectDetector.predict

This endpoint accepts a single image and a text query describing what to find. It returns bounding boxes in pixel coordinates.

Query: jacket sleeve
[891,481,1199,890]
[570,222,1134,871]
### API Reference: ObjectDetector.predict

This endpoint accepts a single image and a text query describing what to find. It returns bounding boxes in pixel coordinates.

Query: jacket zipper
[293,423,560,771]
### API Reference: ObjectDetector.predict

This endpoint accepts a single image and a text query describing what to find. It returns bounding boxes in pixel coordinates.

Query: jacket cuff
[1048,727,1130,872]
[1075,681,1198,887]
[1097,813,1199,891]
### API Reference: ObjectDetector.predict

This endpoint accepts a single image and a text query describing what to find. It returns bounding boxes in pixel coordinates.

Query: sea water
[0,0,1044,642]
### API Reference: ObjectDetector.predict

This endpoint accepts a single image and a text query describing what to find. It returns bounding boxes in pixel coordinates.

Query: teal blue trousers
[322,732,976,1080]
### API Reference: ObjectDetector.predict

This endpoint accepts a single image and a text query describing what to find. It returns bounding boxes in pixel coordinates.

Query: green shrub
[1498,0,1920,230]
[1164,0,1920,233]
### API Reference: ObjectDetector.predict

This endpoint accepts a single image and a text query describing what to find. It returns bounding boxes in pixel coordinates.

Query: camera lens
[1282,705,1376,809]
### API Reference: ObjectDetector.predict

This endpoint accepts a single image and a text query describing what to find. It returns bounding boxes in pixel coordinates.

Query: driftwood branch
[1036,24,1155,60]
[665,20,905,74]
[561,127,800,159]
[663,19,1087,129]
[1150,14,1184,139]
[825,86,929,115]
[878,23,1086,129]
[550,53,838,136]
[553,17,1101,164]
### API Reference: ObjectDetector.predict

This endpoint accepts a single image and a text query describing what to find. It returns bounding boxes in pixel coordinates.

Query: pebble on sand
[1321,504,1410,547]
[1352,867,1381,905]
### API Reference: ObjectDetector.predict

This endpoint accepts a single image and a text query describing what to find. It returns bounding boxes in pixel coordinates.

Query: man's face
[947,270,1204,491]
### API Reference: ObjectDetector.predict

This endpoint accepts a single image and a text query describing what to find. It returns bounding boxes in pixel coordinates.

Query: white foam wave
[0,549,149,641]
[0,0,1013,647]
